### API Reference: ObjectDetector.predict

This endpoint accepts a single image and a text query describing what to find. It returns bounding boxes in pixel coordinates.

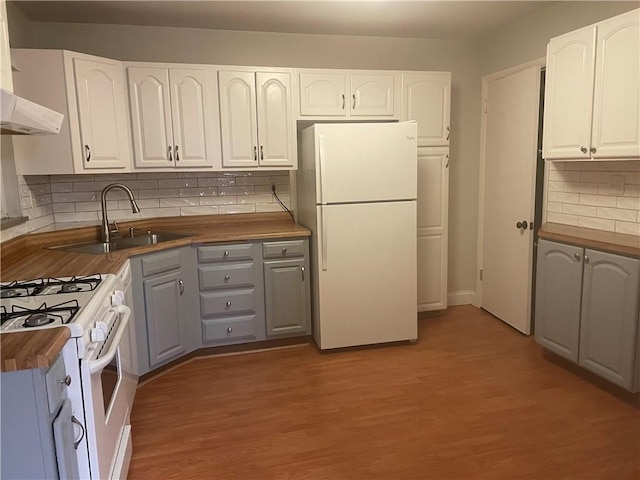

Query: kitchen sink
[50,232,191,255]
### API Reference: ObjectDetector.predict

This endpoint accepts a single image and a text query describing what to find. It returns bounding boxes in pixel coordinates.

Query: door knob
[516,220,528,230]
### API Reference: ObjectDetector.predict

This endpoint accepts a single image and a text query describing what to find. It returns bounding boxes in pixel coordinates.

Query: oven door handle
[88,305,131,374]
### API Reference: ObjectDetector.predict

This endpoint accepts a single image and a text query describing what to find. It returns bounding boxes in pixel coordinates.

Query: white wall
[8,18,483,298]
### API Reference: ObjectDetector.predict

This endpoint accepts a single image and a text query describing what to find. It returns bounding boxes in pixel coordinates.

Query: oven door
[81,305,135,480]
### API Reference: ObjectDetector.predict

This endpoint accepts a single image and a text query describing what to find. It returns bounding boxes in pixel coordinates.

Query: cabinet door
[350,74,394,116]
[73,58,131,170]
[299,73,347,116]
[143,270,186,368]
[128,67,174,168]
[579,249,640,389]
[534,240,583,362]
[218,71,258,168]
[0,0,12,92]
[264,258,310,336]
[542,26,596,160]
[256,72,294,167]
[401,72,451,146]
[417,148,449,311]
[591,10,640,159]
[52,399,80,480]
[169,68,212,168]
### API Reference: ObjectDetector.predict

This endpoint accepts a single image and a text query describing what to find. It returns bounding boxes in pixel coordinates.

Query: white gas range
[0,268,137,479]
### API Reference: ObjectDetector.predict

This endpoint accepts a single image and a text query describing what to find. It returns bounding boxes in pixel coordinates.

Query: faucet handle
[110,221,119,234]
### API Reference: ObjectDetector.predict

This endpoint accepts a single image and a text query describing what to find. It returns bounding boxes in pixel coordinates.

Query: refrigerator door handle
[320,207,328,271]
[318,134,326,205]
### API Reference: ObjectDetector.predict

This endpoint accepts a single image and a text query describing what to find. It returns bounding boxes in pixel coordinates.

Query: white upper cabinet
[402,72,451,147]
[218,69,293,169]
[74,59,131,170]
[128,66,219,169]
[298,71,397,118]
[12,49,132,175]
[0,0,12,92]
[543,9,639,160]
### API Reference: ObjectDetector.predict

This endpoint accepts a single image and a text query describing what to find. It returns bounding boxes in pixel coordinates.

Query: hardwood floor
[128,306,640,479]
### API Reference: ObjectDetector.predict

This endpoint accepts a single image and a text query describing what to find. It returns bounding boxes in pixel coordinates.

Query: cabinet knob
[282,247,288,255]
[224,274,230,281]
[224,250,229,257]
[590,146,596,154]
[226,301,231,308]
[580,146,588,154]
[167,145,173,161]
[584,255,590,264]
[227,327,233,334]
[516,220,528,230]
[61,375,71,386]
[574,253,581,262]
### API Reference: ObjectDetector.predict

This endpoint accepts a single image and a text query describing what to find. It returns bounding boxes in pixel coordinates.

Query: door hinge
[483,98,488,114]
[479,269,483,281]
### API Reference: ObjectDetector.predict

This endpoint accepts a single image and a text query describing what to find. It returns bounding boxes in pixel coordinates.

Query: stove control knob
[91,327,106,342]
[111,290,125,306]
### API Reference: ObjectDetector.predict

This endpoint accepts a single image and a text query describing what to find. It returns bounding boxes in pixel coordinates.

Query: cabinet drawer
[198,263,255,290]
[202,315,256,342]
[141,249,182,277]
[45,355,68,414]
[263,240,305,259]
[197,244,253,263]
[200,289,256,317]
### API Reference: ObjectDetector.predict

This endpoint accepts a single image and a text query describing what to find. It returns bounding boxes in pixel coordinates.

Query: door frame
[474,57,545,309]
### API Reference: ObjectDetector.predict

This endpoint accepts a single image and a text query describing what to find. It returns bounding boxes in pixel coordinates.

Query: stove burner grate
[0,300,80,327]
[0,274,103,297]
[23,312,56,328]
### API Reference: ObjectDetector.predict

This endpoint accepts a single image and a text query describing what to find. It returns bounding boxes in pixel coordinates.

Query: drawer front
[198,263,255,290]
[197,244,253,263]
[45,355,67,414]
[141,249,182,277]
[202,315,256,342]
[263,240,306,259]
[200,289,256,317]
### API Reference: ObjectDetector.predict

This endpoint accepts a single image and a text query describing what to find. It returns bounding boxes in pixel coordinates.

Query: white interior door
[481,65,540,335]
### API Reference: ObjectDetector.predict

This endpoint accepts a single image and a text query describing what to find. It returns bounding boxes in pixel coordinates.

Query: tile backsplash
[1,171,290,241]
[545,160,640,236]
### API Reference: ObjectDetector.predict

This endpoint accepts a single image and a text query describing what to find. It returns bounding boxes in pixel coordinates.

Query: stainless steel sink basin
[50,232,191,255]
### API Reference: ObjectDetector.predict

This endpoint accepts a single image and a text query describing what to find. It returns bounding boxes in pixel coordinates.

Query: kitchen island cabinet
[535,238,640,391]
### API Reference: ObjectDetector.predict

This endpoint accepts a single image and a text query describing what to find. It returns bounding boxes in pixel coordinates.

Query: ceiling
[11,1,557,40]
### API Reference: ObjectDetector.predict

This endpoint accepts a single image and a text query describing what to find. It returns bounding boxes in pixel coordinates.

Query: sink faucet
[100,183,140,243]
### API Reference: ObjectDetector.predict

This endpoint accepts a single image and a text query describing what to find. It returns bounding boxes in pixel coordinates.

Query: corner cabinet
[218,69,294,169]
[12,49,132,175]
[127,65,221,170]
[130,246,198,375]
[535,239,640,391]
[298,70,397,118]
[543,8,640,160]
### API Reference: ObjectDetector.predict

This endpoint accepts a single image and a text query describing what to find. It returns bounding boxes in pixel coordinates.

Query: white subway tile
[52,192,98,203]
[35,194,52,207]
[219,204,256,214]
[623,185,640,197]
[140,207,180,218]
[219,186,255,196]
[118,199,159,210]
[255,203,287,213]
[108,210,143,221]
[159,197,200,207]
[547,162,565,171]
[197,177,236,187]
[118,180,158,190]
[75,201,118,212]
[138,188,180,199]
[625,173,640,185]
[579,194,617,207]
[580,172,617,184]
[547,212,579,225]
[548,171,580,182]
[72,180,114,192]
[563,204,596,217]
[180,206,220,216]
[51,174,93,183]
[617,197,640,210]
[547,202,563,213]
[179,187,218,197]
[598,160,640,171]
[562,182,598,194]
[23,175,50,185]
[136,172,177,180]
[28,183,51,195]
[99,173,133,182]
[615,221,640,236]
[53,203,76,213]
[564,161,599,171]
[238,194,273,204]
[54,212,99,223]
[596,207,637,222]
[548,181,563,192]
[548,192,579,204]
[597,182,624,196]
[20,196,33,210]
[51,182,73,193]
[199,196,236,205]
[578,217,615,232]
[158,179,198,189]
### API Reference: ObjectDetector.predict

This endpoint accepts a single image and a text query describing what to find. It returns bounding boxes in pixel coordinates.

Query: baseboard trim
[447,290,477,306]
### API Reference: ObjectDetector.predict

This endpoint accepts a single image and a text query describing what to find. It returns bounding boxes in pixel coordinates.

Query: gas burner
[0,288,29,298]
[61,284,82,294]
[0,274,103,297]
[23,312,55,328]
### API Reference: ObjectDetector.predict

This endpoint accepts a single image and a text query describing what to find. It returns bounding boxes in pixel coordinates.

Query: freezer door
[315,123,417,204]
[315,201,417,349]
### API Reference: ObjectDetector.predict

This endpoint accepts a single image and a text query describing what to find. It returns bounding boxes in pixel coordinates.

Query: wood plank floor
[128,306,640,479]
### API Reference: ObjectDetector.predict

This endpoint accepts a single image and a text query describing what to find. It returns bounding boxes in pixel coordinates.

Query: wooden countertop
[538,222,640,258]
[1,328,70,372]
[0,213,310,371]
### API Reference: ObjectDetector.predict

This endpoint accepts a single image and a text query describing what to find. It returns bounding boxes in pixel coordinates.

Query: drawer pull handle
[61,375,71,386]
[301,265,305,281]
[227,327,233,334]
[226,301,231,308]
[71,416,85,450]
[178,279,184,296]
[224,274,230,281]
[282,247,287,255]
[574,253,581,262]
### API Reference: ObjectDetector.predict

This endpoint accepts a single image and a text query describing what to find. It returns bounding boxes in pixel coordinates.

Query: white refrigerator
[297,122,418,350]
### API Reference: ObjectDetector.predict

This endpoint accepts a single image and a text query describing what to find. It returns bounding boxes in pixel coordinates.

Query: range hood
[1,88,64,135]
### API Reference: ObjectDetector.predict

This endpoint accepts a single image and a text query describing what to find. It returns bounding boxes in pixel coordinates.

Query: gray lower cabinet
[263,240,311,337]
[131,246,197,375]
[1,352,80,479]
[535,239,640,391]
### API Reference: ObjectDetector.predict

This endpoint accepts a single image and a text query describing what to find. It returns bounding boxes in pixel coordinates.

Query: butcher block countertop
[0,213,310,371]
[538,222,640,258]
[1,328,70,372]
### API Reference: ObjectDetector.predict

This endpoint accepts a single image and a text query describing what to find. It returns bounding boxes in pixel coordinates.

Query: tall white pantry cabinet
[402,72,451,311]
